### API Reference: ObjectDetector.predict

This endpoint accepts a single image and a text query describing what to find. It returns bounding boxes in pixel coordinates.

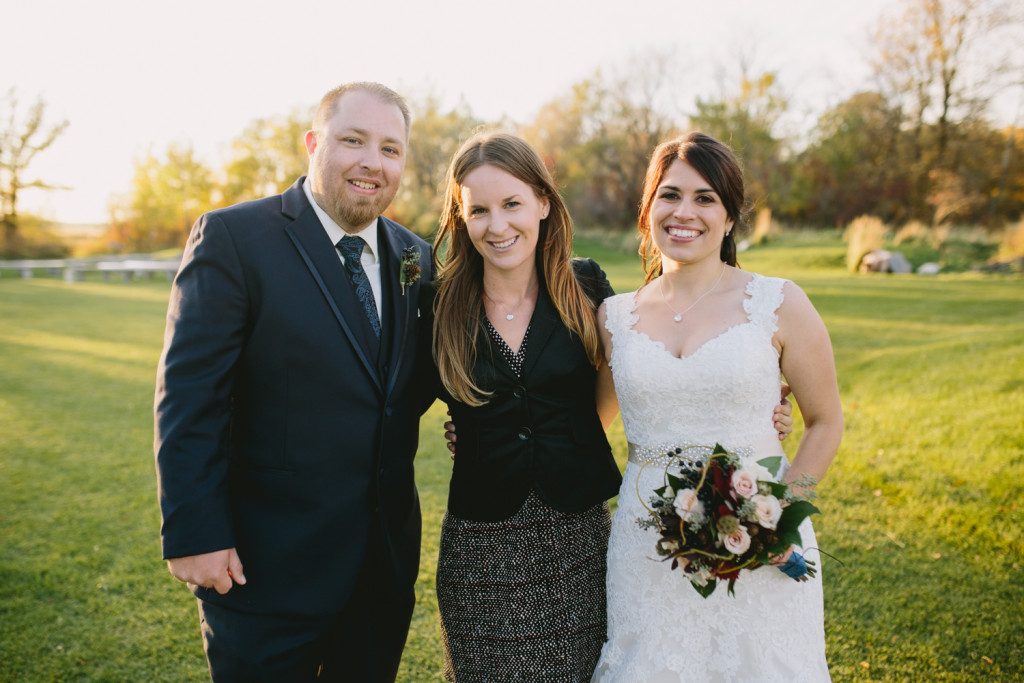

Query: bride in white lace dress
[591,133,843,682]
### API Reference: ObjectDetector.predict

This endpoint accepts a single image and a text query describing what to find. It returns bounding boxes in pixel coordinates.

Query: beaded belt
[627,441,757,465]
[627,442,709,466]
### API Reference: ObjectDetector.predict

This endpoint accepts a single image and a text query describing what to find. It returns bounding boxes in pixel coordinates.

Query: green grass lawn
[1,234,1022,681]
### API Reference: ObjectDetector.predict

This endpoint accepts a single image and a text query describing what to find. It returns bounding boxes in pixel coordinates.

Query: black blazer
[154,177,434,616]
[433,258,623,522]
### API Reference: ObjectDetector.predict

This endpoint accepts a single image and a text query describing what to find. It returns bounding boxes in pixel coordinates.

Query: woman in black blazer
[426,132,622,682]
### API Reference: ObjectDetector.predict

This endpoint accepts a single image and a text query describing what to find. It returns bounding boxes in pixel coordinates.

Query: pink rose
[731,468,759,499]
[720,525,752,555]
[750,494,783,529]
[674,488,705,523]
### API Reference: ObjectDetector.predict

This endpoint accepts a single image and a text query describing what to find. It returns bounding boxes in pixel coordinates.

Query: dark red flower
[712,460,734,501]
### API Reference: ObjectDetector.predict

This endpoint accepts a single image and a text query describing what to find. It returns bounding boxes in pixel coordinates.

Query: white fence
[0,257,182,282]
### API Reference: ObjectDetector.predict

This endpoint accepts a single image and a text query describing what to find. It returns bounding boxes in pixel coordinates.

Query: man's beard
[332,195,384,231]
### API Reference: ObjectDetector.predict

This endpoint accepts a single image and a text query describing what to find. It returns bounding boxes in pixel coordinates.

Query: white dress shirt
[302,179,383,320]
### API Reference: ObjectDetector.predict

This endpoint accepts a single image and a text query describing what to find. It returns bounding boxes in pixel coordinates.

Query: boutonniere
[399,246,422,294]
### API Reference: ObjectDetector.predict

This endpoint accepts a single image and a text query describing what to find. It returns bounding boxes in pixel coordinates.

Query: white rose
[731,468,759,499]
[740,457,773,482]
[751,494,783,529]
[720,526,752,555]
[674,488,705,522]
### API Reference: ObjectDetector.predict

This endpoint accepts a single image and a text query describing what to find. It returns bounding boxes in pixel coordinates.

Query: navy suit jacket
[154,177,433,616]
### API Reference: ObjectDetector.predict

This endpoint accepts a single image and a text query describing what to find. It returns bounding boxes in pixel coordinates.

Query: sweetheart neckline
[625,320,754,361]
[612,274,782,361]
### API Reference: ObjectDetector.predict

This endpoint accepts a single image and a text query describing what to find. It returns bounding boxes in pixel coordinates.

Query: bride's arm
[775,281,843,490]
[595,302,620,430]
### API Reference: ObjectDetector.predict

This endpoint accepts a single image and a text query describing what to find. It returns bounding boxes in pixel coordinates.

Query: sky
[4,0,1015,225]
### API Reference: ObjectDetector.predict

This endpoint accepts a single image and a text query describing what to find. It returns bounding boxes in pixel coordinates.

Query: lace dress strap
[602,292,638,342]
[742,274,787,335]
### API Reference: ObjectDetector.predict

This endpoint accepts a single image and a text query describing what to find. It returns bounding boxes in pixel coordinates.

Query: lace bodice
[604,273,785,450]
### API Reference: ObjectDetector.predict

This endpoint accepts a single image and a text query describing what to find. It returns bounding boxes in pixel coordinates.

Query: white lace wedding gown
[592,274,830,682]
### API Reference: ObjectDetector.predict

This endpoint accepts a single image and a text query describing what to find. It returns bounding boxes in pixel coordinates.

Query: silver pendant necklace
[484,286,536,321]
[660,265,727,323]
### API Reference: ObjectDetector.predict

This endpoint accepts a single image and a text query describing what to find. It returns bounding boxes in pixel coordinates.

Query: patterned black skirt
[436,491,611,683]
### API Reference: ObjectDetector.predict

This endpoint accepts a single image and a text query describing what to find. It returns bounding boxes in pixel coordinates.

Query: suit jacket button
[517,427,532,440]
[385,406,393,416]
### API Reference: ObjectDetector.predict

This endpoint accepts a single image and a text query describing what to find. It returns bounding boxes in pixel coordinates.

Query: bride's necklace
[660,265,727,323]
[483,285,536,321]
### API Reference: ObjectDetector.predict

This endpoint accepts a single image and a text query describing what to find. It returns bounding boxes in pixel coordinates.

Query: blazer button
[517,427,532,440]
[385,406,393,416]
[513,386,525,399]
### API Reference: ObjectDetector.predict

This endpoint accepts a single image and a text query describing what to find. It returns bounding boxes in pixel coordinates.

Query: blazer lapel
[520,283,561,379]
[283,191,383,394]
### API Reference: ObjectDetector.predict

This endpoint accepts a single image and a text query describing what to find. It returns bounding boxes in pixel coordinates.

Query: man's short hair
[314,82,411,137]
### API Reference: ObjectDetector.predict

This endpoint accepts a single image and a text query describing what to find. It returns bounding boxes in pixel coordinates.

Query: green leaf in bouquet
[693,579,717,599]
[765,481,789,498]
[775,527,805,548]
[712,443,728,455]
[779,500,820,530]
[757,455,783,477]
[666,473,685,492]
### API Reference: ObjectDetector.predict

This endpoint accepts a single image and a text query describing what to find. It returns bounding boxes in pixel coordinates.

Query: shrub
[749,207,776,246]
[996,220,1024,262]
[894,220,928,245]
[844,215,887,272]
[0,217,71,259]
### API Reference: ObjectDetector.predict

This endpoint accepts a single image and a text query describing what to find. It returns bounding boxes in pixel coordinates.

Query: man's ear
[304,129,318,158]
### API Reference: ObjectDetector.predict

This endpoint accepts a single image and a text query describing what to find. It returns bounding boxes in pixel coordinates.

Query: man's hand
[167,548,245,595]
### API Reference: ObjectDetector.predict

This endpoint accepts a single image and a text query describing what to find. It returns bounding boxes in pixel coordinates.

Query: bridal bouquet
[637,443,819,598]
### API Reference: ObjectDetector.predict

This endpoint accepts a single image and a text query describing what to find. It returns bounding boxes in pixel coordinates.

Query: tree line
[3,0,1022,257]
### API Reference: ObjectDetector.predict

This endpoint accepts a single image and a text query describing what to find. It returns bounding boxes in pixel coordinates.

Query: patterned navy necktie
[336,235,381,338]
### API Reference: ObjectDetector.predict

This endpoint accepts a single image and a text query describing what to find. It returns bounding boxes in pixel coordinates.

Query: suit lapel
[379,218,415,397]
[283,190,383,394]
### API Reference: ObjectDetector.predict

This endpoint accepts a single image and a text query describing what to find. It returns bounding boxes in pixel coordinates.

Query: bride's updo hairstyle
[637,132,749,284]
[432,131,602,406]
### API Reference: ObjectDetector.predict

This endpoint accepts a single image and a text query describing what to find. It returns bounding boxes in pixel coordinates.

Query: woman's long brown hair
[432,131,601,406]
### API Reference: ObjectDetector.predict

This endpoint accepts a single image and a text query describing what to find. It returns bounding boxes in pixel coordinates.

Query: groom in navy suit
[154,82,434,681]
